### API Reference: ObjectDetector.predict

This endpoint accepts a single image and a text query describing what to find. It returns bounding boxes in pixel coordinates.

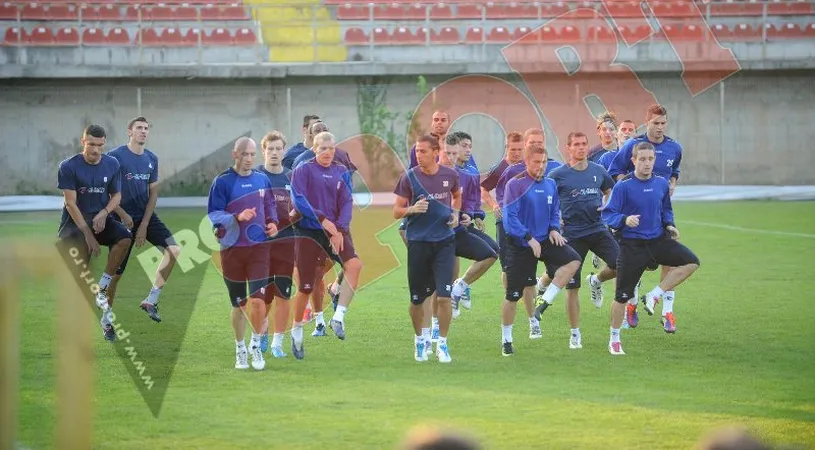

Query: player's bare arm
[93,191,121,233]
[393,195,428,219]
[133,182,160,247]
[63,189,101,257]
[113,206,134,228]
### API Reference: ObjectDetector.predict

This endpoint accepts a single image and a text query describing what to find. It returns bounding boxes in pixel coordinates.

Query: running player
[393,134,461,363]
[501,144,581,355]
[207,137,279,370]
[282,114,321,170]
[105,117,181,323]
[601,141,699,355]
[597,118,636,170]
[587,111,618,164]
[290,131,363,358]
[256,131,297,358]
[544,132,618,349]
[57,124,133,342]
[608,105,683,332]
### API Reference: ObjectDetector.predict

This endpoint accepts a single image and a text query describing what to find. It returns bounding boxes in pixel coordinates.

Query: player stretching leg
[608,105,684,332]
[58,125,133,341]
[601,142,699,355]
[105,117,181,323]
[257,131,297,357]
[502,145,581,355]
[547,132,618,349]
[208,137,279,370]
[290,132,363,357]
[394,134,461,363]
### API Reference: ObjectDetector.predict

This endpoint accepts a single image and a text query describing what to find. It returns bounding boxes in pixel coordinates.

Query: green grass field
[3,201,815,449]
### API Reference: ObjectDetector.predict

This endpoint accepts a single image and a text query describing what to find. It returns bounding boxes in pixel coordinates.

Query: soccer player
[597,118,637,171]
[282,114,321,170]
[292,121,357,174]
[480,131,525,289]
[57,124,133,342]
[608,104,683,332]
[544,132,618,349]
[501,144,581,356]
[105,117,181,323]
[208,137,279,370]
[290,131,363,358]
[256,131,296,358]
[393,134,461,363]
[587,111,619,164]
[601,141,700,355]
[451,131,500,311]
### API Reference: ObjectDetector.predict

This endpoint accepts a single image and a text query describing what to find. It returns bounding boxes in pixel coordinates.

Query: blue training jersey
[56,153,121,234]
[207,168,278,249]
[502,171,561,247]
[290,160,353,231]
[394,166,460,243]
[608,134,682,181]
[106,145,159,220]
[548,162,615,240]
[601,175,675,240]
[256,165,295,237]
[282,142,309,171]
[597,150,617,171]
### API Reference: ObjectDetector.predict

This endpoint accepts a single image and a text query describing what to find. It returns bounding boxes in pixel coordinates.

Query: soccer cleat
[291,340,305,360]
[533,300,550,322]
[641,294,659,316]
[569,334,583,349]
[424,339,433,359]
[235,347,249,369]
[271,346,287,358]
[95,290,109,311]
[139,301,161,323]
[260,332,269,353]
[591,253,601,270]
[102,323,116,342]
[452,279,472,310]
[661,312,677,334]
[529,322,542,340]
[250,344,265,371]
[626,303,639,328]
[502,341,514,356]
[329,319,346,340]
[633,278,641,302]
[431,327,440,343]
[608,341,625,356]
[436,343,452,363]
[311,323,326,337]
[587,274,603,309]
[534,279,546,305]
[415,341,428,362]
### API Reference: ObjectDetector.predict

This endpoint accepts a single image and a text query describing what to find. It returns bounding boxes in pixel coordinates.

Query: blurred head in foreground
[400,426,481,450]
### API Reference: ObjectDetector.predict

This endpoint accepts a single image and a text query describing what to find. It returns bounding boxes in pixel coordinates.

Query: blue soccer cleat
[102,323,116,342]
[140,301,161,323]
[329,319,346,340]
[260,332,269,353]
[271,346,287,358]
[311,323,326,337]
[291,340,305,360]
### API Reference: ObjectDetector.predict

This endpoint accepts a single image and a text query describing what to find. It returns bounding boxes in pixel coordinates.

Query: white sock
[250,332,261,347]
[502,325,513,343]
[627,296,638,305]
[610,327,621,343]
[529,317,539,328]
[272,332,283,348]
[662,291,675,315]
[438,336,447,347]
[315,311,325,325]
[99,273,113,290]
[536,277,548,292]
[647,286,665,300]
[571,328,580,338]
[100,309,113,326]
[236,340,246,349]
[432,316,439,329]
[415,335,423,345]
[332,305,347,323]
[421,327,431,341]
[542,284,561,304]
[291,322,304,345]
[146,286,161,305]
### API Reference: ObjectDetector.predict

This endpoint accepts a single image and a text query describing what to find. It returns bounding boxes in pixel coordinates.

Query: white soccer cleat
[436,343,452,363]
[414,340,428,362]
[587,274,603,309]
[424,339,433,359]
[569,334,583,349]
[250,344,265,371]
[591,253,602,270]
[529,322,542,339]
[235,347,249,369]
[608,341,625,356]
[95,290,109,311]
[642,294,659,316]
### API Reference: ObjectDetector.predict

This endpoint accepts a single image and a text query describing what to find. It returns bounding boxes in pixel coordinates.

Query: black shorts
[407,236,456,304]
[564,230,620,289]
[455,228,498,262]
[294,225,357,294]
[58,216,132,255]
[467,224,499,254]
[115,214,177,275]
[220,243,270,307]
[265,234,296,301]
[613,228,658,271]
[615,235,700,303]
[504,238,581,302]
[495,220,508,271]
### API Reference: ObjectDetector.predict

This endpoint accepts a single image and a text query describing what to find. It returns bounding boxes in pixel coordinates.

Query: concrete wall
[1,69,814,195]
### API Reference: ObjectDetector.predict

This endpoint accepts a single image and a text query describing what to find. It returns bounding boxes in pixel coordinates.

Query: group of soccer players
[56,103,700,370]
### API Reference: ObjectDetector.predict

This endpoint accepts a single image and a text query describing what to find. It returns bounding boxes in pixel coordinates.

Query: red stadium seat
[337,4,368,20]
[2,27,28,45]
[804,23,815,37]
[710,23,734,41]
[138,28,162,46]
[464,26,483,43]
[571,1,598,18]
[107,27,131,45]
[161,27,187,46]
[539,25,558,42]
[233,28,256,46]
[540,2,569,17]
[21,3,47,20]
[403,4,426,19]
[603,1,641,19]
[514,26,535,41]
[149,5,198,21]
[54,27,79,45]
[124,6,147,21]
[557,25,580,42]
[431,26,460,44]
[89,5,123,21]
[184,28,203,45]
[456,3,482,19]
[28,26,54,45]
[589,24,615,42]
[204,28,233,45]
[0,3,19,20]
[650,1,696,18]
[344,27,368,44]
[765,23,803,39]
[427,4,450,19]
[391,26,417,44]
[373,4,406,20]
[618,24,652,42]
[81,27,107,45]
[371,27,389,44]
[486,26,512,43]
[732,23,760,40]
[504,3,537,19]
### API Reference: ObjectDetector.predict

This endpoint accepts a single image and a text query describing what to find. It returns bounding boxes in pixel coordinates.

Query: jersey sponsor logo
[126,173,151,181]
[534,189,546,194]
[569,187,602,197]
[78,186,106,194]
[275,194,288,203]
[643,188,654,192]
[322,174,333,179]
[426,192,449,201]
[241,183,253,188]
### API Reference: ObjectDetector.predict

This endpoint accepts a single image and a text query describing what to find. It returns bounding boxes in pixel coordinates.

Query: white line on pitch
[683,220,815,239]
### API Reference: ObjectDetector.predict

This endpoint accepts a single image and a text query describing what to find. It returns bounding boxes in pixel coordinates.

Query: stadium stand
[1,0,814,63]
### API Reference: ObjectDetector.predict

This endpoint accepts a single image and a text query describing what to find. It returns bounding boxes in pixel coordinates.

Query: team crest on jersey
[285,184,291,191]
[148,163,153,169]
[548,195,553,204]
[103,176,108,182]
[259,189,265,197]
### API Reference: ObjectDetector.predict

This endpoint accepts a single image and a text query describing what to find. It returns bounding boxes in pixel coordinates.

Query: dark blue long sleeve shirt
[608,134,683,181]
[207,168,278,248]
[502,171,561,247]
[601,175,675,240]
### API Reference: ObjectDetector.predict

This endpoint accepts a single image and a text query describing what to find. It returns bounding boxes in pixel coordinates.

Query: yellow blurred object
[247,2,347,62]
